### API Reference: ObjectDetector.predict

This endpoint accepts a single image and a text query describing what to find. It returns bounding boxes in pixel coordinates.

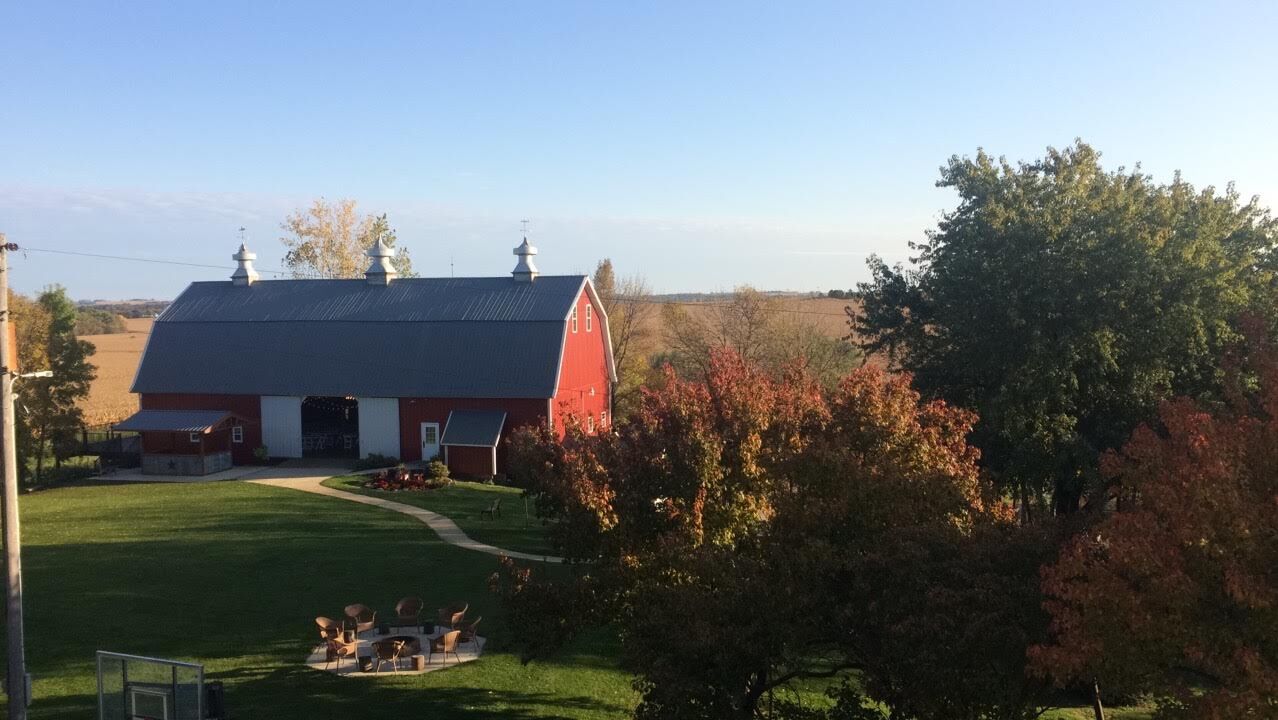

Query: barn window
[232,426,244,443]
[587,415,595,433]
[571,306,578,333]
[586,304,592,332]
[189,432,200,444]
[600,411,607,428]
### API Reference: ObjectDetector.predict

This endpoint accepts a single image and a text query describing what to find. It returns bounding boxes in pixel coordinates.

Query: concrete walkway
[249,471,564,564]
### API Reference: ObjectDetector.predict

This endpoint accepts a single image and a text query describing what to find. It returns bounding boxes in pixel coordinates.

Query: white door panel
[260,396,303,458]
[357,397,400,459]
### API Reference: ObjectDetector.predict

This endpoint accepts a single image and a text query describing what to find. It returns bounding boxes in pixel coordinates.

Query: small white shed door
[260,396,303,458]
[420,422,441,461]
[356,397,400,459]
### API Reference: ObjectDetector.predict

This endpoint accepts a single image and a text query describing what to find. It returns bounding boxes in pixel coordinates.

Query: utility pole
[0,235,29,719]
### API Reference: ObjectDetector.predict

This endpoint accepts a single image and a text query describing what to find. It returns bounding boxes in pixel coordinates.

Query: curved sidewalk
[249,472,564,564]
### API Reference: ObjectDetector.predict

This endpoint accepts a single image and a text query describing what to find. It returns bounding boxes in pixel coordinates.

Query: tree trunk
[34,437,45,484]
[1091,679,1106,720]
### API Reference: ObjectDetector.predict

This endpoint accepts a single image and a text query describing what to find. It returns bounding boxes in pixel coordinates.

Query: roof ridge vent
[231,241,259,286]
[512,236,539,283]
[365,238,398,286]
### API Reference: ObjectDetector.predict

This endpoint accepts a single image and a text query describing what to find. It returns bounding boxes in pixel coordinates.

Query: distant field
[75,298,867,426]
[79,317,152,426]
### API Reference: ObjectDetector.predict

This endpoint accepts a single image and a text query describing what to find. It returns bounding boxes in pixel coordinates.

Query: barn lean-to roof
[132,275,592,399]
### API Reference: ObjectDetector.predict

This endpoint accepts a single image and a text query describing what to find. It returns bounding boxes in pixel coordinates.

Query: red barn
[117,238,615,477]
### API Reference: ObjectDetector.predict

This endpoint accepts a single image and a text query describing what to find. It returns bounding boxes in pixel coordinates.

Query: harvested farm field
[79,317,152,426]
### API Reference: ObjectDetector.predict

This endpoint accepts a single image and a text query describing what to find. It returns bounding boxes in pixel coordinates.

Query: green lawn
[323,475,556,557]
[3,479,1153,719]
[6,481,632,719]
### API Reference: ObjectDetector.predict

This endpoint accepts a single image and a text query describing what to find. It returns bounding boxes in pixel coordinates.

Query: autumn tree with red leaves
[1032,344,1278,718]
[498,351,1056,720]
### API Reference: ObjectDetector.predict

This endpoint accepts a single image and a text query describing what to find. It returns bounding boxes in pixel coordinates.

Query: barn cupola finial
[365,237,399,286]
[512,237,539,283]
[231,228,259,286]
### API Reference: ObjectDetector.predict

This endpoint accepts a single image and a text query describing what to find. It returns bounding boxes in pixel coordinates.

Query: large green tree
[19,285,96,483]
[854,141,1278,514]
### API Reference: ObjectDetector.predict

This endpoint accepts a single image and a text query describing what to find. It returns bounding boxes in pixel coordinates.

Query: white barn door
[356,397,400,459]
[260,396,303,458]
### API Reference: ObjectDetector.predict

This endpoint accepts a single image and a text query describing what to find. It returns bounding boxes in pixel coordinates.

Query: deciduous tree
[663,287,861,388]
[1031,337,1278,719]
[854,141,1278,514]
[18,286,96,483]
[593,258,655,418]
[280,198,416,278]
[500,352,1050,719]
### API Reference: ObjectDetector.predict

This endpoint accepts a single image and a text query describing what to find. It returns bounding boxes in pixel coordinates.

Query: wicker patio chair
[324,636,361,672]
[315,616,343,641]
[393,596,424,630]
[428,630,462,665]
[457,616,482,653]
[344,603,377,634]
[371,638,406,673]
[436,603,468,631]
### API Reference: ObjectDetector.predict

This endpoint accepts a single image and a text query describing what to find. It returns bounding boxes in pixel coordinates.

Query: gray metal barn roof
[441,410,508,447]
[132,276,588,399]
[114,409,236,433]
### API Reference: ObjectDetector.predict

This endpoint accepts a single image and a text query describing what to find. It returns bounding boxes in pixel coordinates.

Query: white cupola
[231,243,259,286]
[512,237,539,283]
[365,238,399,286]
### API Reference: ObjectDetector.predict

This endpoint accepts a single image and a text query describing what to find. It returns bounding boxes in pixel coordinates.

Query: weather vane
[520,219,530,236]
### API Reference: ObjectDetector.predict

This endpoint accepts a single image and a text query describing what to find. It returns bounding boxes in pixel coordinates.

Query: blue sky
[2,1,1275,299]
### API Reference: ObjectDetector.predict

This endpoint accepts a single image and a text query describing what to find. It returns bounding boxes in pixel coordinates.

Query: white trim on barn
[260,396,303,458]
[356,397,400,459]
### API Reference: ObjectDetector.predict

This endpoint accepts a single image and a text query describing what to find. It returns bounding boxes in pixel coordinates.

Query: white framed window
[587,415,595,433]
[571,306,578,333]
[600,411,607,428]
[189,432,201,444]
[232,426,244,443]
[585,303,592,332]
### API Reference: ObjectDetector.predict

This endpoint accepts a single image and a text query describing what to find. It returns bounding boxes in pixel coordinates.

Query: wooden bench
[479,498,502,520]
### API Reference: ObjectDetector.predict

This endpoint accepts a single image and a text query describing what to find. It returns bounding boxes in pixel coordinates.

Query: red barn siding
[447,446,496,478]
[398,397,546,472]
[140,393,262,464]
[552,288,611,436]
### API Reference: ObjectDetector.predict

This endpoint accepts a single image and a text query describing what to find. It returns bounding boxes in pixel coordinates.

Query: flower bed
[362,463,450,492]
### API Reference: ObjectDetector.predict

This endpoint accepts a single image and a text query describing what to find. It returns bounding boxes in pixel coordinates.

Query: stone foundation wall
[142,451,233,476]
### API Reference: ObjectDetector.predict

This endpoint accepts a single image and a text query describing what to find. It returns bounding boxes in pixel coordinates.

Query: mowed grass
[324,476,556,557]
[5,481,634,719]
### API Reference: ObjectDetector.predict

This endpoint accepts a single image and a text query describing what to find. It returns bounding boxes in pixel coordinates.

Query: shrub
[427,460,450,482]
[252,446,269,463]
[352,453,398,471]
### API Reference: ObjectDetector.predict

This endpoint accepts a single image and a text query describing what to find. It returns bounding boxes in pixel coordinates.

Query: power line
[18,246,854,317]
[20,247,309,278]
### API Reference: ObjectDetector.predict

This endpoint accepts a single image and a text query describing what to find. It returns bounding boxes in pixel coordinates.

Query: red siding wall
[398,397,547,473]
[447,446,496,478]
[552,288,611,436]
[140,394,262,464]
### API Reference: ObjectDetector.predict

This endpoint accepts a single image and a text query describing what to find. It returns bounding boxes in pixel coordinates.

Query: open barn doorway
[301,396,359,458]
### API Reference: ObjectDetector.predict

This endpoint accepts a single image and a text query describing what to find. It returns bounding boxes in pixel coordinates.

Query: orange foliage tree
[499,350,1054,719]
[1032,344,1278,718]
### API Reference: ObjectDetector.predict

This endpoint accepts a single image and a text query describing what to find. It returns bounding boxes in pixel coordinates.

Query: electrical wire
[16,245,855,317]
